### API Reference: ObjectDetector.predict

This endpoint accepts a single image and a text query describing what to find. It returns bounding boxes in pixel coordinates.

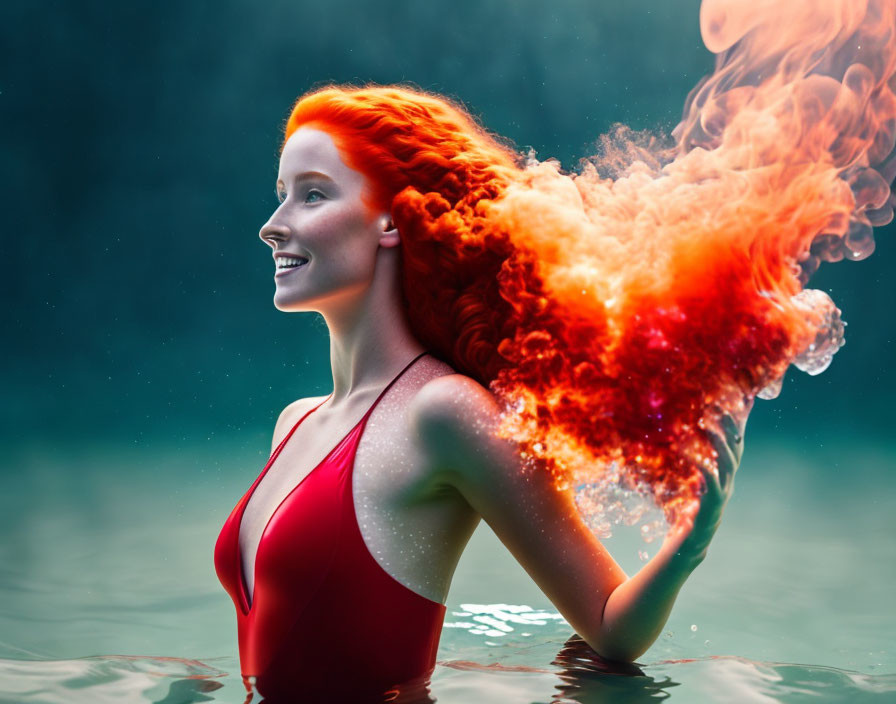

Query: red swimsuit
[214,352,445,701]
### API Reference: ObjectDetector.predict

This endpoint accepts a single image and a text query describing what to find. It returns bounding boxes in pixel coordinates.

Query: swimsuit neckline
[236,351,428,614]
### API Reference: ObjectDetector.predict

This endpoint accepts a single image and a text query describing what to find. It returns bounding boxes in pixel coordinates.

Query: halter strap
[361,350,428,420]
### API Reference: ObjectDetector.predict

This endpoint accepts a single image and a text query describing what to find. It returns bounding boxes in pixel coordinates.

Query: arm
[411,375,745,663]
[598,414,745,660]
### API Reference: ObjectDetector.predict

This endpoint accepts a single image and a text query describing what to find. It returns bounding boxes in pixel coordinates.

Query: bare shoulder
[410,373,499,421]
[271,395,329,453]
[408,373,507,482]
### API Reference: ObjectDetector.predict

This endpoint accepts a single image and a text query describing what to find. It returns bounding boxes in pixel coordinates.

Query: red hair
[276,12,896,518]
[282,85,529,384]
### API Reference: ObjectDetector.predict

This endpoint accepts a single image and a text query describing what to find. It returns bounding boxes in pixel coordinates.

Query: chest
[240,410,433,543]
[236,395,461,603]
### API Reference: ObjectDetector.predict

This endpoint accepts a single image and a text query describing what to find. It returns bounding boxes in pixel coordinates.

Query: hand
[664,412,746,567]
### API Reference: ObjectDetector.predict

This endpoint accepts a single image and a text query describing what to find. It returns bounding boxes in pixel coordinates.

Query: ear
[378,215,400,249]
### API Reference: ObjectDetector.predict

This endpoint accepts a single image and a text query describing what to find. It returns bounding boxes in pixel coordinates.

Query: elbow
[583,631,647,664]
[583,584,647,664]
[580,604,651,664]
[572,630,646,668]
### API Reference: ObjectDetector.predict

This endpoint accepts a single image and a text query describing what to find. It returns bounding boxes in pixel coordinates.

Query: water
[1,437,893,703]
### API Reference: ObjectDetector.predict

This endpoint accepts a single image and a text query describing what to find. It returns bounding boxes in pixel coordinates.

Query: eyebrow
[276,170,335,192]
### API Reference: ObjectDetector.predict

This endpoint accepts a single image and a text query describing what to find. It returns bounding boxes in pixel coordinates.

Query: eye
[305,189,325,203]
[276,189,287,204]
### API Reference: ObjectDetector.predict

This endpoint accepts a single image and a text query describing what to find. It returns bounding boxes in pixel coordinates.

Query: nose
[259,220,290,249]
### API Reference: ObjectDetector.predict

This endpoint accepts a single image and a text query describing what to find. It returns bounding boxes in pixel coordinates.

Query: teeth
[277,256,307,268]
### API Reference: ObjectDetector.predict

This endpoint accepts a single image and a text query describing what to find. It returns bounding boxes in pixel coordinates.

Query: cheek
[307,209,377,288]
[307,205,375,269]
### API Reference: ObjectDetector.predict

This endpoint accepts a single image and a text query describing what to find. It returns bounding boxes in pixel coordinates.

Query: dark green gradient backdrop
[2,0,894,453]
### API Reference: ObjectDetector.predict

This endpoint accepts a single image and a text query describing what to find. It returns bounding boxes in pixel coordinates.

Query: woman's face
[259,127,393,313]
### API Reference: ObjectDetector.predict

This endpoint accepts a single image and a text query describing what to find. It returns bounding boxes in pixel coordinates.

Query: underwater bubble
[757,373,785,400]
[791,289,846,376]
[574,464,668,543]
[759,289,846,400]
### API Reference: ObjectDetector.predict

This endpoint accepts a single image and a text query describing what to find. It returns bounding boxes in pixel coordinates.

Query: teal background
[1,2,894,702]
[2,0,893,450]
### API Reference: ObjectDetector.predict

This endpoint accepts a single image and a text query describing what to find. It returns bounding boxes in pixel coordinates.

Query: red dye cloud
[486,0,896,519]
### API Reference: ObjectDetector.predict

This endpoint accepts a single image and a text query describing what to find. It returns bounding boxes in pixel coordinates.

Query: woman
[214,85,744,702]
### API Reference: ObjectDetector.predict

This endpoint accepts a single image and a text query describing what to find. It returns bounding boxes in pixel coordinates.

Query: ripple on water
[438,639,896,704]
[1,647,895,703]
[0,655,228,704]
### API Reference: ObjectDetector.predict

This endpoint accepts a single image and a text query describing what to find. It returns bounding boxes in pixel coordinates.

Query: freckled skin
[251,127,745,661]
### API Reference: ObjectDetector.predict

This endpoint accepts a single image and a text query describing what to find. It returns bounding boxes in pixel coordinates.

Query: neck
[320,249,426,404]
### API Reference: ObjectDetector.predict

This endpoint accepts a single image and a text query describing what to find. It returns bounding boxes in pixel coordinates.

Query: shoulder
[271,395,329,452]
[408,373,509,480]
[409,373,500,435]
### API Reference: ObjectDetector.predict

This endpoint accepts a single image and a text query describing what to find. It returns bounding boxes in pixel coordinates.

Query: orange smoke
[487,0,896,518]
[279,1,895,524]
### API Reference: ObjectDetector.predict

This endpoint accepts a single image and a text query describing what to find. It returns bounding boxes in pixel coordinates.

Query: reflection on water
[440,634,673,703]
[551,635,674,702]
[238,667,441,704]
[444,603,568,637]
[437,635,896,704]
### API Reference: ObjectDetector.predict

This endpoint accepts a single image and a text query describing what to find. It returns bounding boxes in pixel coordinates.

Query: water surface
[1,437,893,703]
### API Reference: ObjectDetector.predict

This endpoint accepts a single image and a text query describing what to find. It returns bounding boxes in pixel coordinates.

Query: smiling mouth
[274,256,308,274]
[275,255,309,277]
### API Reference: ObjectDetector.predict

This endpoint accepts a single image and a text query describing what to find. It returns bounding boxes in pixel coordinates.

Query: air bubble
[757,374,784,400]
[791,289,846,376]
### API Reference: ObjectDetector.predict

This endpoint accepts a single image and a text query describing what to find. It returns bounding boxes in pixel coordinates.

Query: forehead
[277,127,363,187]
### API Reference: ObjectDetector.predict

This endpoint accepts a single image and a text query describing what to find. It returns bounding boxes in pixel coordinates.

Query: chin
[273,298,318,313]
[271,288,307,310]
